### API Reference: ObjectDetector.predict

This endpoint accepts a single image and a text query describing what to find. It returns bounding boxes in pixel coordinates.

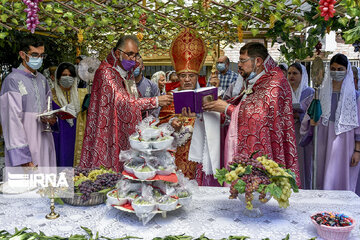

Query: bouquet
[215,152,299,210]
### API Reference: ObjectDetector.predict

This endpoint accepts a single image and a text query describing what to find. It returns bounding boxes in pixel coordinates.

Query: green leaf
[0,32,9,39]
[14,2,22,9]
[338,17,348,27]
[251,28,259,37]
[276,2,286,10]
[251,3,261,14]
[214,168,229,186]
[107,35,115,42]
[54,6,63,14]
[98,188,112,194]
[284,19,294,28]
[57,26,66,34]
[292,0,301,6]
[234,179,246,193]
[343,24,360,43]
[63,12,74,19]
[11,18,18,25]
[45,17,52,26]
[231,15,239,25]
[1,14,8,22]
[86,17,95,26]
[257,184,266,193]
[80,226,93,238]
[265,183,282,198]
[244,165,253,174]
[54,198,64,205]
[45,4,53,12]
[295,23,304,32]
[282,234,290,240]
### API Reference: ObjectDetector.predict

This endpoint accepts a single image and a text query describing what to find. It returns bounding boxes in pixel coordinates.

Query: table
[0,187,359,240]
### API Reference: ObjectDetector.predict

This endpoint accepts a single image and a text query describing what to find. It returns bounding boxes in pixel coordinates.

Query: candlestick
[47,96,51,112]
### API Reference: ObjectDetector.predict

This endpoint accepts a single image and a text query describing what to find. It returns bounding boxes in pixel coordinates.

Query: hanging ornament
[137,32,144,42]
[23,0,43,33]
[269,14,276,29]
[139,13,147,32]
[319,0,336,21]
[202,0,210,10]
[237,24,243,43]
[315,41,322,55]
[77,29,84,44]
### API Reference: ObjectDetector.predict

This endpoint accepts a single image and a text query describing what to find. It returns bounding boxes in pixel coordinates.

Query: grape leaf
[244,165,252,175]
[265,183,282,198]
[214,168,228,186]
[234,179,246,193]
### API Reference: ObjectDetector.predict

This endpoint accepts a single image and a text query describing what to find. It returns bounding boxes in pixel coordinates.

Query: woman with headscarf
[288,63,314,189]
[151,71,166,95]
[300,54,360,192]
[52,62,88,167]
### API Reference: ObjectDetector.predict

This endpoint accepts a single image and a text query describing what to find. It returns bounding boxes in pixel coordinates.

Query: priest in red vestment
[203,42,300,185]
[158,28,207,184]
[80,35,172,172]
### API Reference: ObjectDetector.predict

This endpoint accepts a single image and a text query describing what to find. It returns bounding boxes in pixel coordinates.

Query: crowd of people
[1,30,360,196]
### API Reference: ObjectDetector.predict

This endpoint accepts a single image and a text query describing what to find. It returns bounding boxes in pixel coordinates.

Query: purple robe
[0,66,56,167]
[294,87,314,189]
[300,92,360,192]
[52,101,76,167]
[136,76,160,118]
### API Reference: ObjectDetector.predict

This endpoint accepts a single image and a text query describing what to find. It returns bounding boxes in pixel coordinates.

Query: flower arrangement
[215,152,299,210]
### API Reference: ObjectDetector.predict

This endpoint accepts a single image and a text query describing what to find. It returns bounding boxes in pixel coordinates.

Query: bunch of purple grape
[22,0,43,33]
[77,173,121,202]
[93,173,122,191]
[74,167,100,177]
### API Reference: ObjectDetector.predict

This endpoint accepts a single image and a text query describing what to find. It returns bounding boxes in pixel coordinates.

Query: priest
[203,42,300,185]
[80,35,172,172]
[158,28,208,184]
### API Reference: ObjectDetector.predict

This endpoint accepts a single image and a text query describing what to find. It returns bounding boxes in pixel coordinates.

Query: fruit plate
[112,202,182,218]
[122,171,178,183]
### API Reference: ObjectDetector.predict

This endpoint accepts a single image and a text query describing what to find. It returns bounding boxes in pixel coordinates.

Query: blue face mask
[216,63,226,72]
[246,60,257,81]
[26,56,43,70]
[133,67,141,77]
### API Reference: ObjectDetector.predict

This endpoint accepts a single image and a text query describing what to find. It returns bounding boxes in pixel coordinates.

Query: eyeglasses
[25,52,48,59]
[119,49,141,60]
[238,57,253,64]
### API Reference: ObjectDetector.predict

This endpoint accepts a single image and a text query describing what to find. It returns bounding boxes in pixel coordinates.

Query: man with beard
[203,42,300,185]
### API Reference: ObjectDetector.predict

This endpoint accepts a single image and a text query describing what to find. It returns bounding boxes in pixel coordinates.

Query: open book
[173,86,218,114]
[37,104,76,120]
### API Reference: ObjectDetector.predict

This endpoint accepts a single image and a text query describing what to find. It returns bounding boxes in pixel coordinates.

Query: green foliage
[214,168,228,186]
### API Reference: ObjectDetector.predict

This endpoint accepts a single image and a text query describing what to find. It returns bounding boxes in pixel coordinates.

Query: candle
[47,96,51,112]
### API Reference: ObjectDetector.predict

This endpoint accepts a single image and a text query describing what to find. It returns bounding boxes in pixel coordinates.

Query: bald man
[207,55,238,97]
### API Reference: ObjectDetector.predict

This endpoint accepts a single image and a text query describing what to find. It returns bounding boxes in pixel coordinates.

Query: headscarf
[54,62,80,127]
[151,71,166,93]
[319,57,358,135]
[166,70,176,82]
[279,63,288,71]
[291,64,309,104]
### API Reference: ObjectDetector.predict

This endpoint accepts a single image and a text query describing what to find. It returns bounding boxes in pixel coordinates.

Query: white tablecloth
[0,187,359,240]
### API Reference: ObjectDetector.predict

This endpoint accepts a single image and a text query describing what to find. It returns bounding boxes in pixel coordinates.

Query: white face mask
[330,71,346,82]
[59,76,75,88]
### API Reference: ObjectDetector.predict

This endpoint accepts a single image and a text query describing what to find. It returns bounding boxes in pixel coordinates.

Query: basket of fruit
[311,212,356,240]
[215,151,299,217]
[62,167,122,206]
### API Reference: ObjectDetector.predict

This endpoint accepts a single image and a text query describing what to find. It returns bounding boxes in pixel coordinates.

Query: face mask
[216,63,226,72]
[246,60,257,81]
[133,67,141,77]
[121,59,136,71]
[26,57,43,70]
[59,76,75,88]
[330,71,346,82]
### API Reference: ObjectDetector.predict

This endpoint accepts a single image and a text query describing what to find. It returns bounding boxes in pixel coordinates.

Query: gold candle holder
[46,188,60,220]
